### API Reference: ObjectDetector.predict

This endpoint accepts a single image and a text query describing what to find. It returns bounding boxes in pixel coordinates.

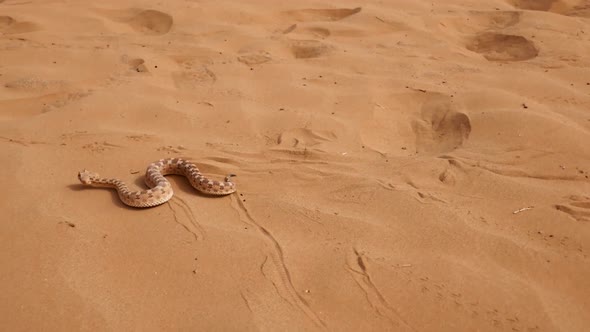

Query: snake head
[78,169,98,185]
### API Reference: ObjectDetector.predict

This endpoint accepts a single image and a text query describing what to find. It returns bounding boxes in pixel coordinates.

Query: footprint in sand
[289,39,330,59]
[484,11,522,28]
[566,4,590,17]
[412,95,471,154]
[98,8,173,35]
[555,196,590,222]
[172,66,216,89]
[282,24,331,39]
[129,58,149,72]
[128,10,173,35]
[329,185,377,205]
[438,168,457,186]
[82,141,120,154]
[0,16,38,34]
[4,77,66,92]
[283,7,361,22]
[121,56,149,72]
[0,16,14,27]
[1,85,90,117]
[510,0,557,11]
[437,158,471,186]
[302,27,331,38]
[466,32,538,61]
[423,10,520,38]
[277,128,336,148]
[509,0,590,17]
[468,10,522,29]
[237,52,272,66]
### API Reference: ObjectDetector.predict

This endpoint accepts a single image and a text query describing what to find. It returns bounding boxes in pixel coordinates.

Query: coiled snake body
[78,158,236,208]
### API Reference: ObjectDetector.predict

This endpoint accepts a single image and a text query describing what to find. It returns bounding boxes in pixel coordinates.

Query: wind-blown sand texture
[1,0,589,331]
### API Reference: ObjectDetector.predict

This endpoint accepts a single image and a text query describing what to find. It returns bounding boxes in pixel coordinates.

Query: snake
[78,158,236,208]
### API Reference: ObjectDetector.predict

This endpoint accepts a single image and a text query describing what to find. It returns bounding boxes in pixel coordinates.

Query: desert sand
[1,0,589,330]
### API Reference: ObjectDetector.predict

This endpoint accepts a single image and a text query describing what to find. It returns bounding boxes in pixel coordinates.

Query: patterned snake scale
[78,158,236,208]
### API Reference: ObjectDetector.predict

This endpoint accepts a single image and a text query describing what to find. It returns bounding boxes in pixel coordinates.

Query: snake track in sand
[78,158,236,208]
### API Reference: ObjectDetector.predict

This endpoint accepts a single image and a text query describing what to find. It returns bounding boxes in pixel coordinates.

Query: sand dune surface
[1,0,589,331]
